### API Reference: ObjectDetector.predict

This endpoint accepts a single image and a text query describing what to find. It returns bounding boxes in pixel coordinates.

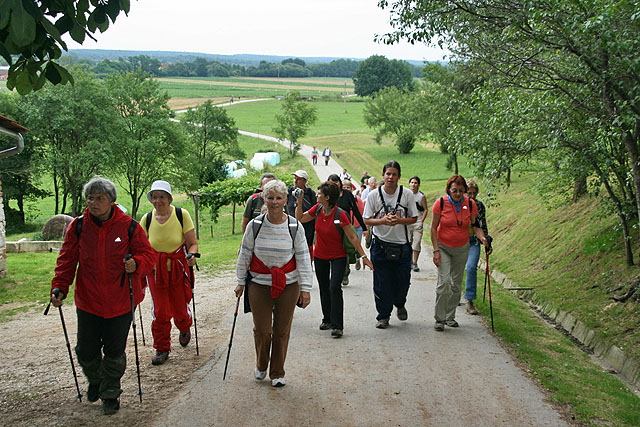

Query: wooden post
[232,203,236,235]
[191,194,200,240]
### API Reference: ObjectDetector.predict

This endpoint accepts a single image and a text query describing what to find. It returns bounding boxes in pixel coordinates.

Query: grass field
[159,76,354,102]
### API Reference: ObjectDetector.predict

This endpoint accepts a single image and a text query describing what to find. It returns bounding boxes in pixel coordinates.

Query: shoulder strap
[128,218,137,240]
[252,213,266,240]
[469,197,473,212]
[75,215,84,237]
[333,207,345,236]
[144,211,153,232]
[377,186,387,214]
[440,197,444,212]
[175,207,183,228]
[287,215,299,249]
[395,186,403,210]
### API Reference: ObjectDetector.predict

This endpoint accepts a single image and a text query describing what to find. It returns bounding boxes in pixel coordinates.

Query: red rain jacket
[51,205,155,319]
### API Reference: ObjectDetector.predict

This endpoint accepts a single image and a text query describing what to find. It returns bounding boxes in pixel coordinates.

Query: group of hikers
[48,160,492,414]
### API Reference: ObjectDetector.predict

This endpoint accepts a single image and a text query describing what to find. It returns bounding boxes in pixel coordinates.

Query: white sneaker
[271,377,286,387]
[254,367,267,380]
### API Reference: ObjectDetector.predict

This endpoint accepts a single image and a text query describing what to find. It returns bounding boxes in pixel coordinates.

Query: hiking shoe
[355,258,361,270]
[376,318,389,329]
[152,351,169,365]
[434,321,445,331]
[319,322,331,330]
[271,377,286,387]
[412,262,420,272]
[331,329,343,338]
[102,398,120,415]
[342,276,349,286]
[87,383,100,402]
[445,319,459,327]
[179,330,191,347]
[466,300,478,315]
[254,367,267,380]
[397,306,408,321]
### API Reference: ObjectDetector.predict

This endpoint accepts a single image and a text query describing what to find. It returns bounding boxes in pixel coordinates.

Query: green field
[159,76,355,100]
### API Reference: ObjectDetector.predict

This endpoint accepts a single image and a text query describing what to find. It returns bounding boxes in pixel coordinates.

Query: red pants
[149,271,193,353]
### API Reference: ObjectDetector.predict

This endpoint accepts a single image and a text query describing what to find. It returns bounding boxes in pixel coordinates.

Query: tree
[273,90,318,156]
[353,55,414,97]
[378,0,640,264]
[181,100,243,187]
[363,86,425,154]
[106,70,187,218]
[0,91,47,226]
[1,0,130,94]
[20,67,116,216]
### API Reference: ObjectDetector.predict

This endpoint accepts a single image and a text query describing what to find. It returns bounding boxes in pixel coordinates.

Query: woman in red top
[430,175,490,331]
[296,182,372,338]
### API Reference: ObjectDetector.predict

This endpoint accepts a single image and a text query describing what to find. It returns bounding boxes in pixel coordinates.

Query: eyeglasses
[86,195,108,203]
[449,189,464,194]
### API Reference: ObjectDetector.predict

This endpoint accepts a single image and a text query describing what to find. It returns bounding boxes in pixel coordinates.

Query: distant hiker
[345,179,366,270]
[361,171,371,185]
[464,180,491,315]
[311,146,319,165]
[363,161,417,329]
[236,180,312,387]
[339,168,351,181]
[322,146,332,166]
[241,173,277,233]
[430,175,490,331]
[327,174,367,286]
[143,180,199,365]
[50,176,155,415]
[286,170,316,261]
[361,176,377,202]
[296,181,372,338]
[408,176,428,272]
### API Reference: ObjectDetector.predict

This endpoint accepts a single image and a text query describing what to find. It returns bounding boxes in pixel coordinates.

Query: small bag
[379,240,404,261]
[342,224,358,264]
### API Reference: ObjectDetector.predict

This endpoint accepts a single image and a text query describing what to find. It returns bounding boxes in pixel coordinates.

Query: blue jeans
[464,236,481,301]
[370,238,412,321]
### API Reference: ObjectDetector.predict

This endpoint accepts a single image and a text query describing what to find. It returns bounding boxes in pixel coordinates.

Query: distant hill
[67,49,428,66]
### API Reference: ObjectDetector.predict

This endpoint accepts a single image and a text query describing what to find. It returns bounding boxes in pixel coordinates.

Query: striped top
[236,214,313,292]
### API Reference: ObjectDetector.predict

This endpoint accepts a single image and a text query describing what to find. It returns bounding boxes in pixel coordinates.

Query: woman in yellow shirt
[144,180,198,365]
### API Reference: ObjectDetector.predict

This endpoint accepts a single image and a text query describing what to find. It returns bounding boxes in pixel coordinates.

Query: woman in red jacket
[51,176,155,415]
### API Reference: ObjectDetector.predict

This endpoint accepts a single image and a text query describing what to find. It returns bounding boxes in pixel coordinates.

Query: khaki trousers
[434,242,470,322]
[248,281,300,379]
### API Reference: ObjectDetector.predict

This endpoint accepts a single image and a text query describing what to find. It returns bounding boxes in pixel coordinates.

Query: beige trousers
[434,242,470,322]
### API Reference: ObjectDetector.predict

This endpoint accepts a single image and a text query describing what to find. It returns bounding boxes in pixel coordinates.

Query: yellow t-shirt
[145,207,195,253]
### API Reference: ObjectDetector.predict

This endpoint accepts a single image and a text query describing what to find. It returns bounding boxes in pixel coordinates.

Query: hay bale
[42,214,74,240]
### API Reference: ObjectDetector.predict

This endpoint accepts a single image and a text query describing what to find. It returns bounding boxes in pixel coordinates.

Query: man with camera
[287,170,316,260]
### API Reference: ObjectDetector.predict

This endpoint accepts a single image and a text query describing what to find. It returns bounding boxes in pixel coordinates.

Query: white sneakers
[254,367,267,380]
[271,377,286,387]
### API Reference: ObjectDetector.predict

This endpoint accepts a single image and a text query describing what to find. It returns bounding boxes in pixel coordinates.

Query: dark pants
[75,308,132,400]
[314,257,347,330]
[370,238,412,321]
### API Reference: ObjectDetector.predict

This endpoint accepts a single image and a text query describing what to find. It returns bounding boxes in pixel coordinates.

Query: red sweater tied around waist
[249,255,296,298]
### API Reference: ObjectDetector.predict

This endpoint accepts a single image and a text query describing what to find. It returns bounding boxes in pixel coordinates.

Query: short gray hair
[83,176,117,203]
[262,179,287,199]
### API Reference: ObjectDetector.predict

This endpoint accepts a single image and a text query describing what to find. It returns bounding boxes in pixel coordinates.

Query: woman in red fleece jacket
[51,176,155,415]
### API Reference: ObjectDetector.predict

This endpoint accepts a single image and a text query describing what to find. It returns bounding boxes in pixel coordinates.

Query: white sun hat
[147,180,172,202]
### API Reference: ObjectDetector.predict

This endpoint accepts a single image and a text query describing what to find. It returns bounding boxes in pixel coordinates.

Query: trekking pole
[124,254,143,403]
[138,305,145,346]
[485,252,495,332]
[223,297,241,381]
[187,253,201,356]
[483,268,488,303]
[44,289,83,402]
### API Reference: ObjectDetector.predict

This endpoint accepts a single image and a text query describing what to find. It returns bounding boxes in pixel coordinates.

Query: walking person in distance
[363,161,418,329]
[286,170,316,261]
[322,146,332,166]
[431,175,491,331]
[236,180,312,387]
[50,176,155,414]
[408,176,428,272]
[143,180,199,365]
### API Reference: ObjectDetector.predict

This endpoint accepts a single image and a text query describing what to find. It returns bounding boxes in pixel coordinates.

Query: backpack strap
[175,206,183,228]
[252,213,266,240]
[128,218,137,240]
[333,207,345,237]
[75,215,84,237]
[144,211,153,232]
[439,196,444,212]
[252,213,299,251]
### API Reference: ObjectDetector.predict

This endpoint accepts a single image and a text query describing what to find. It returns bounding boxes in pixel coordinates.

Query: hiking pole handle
[187,252,201,272]
[44,288,62,316]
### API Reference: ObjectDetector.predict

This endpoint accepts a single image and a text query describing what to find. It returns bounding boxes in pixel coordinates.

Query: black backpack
[251,213,299,249]
[75,215,137,240]
[314,206,357,263]
[374,186,409,244]
[439,196,473,213]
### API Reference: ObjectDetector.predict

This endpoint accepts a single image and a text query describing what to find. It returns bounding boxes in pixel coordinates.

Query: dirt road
[154,249,566,427]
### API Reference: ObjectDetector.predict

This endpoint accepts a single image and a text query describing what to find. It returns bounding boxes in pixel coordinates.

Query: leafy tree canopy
[273,90,318,156]
[1,0,130,94]
[353,55,414,97]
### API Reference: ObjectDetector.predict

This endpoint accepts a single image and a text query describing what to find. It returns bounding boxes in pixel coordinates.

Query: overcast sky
[64,0,448,61]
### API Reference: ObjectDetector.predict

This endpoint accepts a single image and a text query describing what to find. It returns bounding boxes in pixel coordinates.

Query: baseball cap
[292,170,309,180]
[147,180,172,202]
